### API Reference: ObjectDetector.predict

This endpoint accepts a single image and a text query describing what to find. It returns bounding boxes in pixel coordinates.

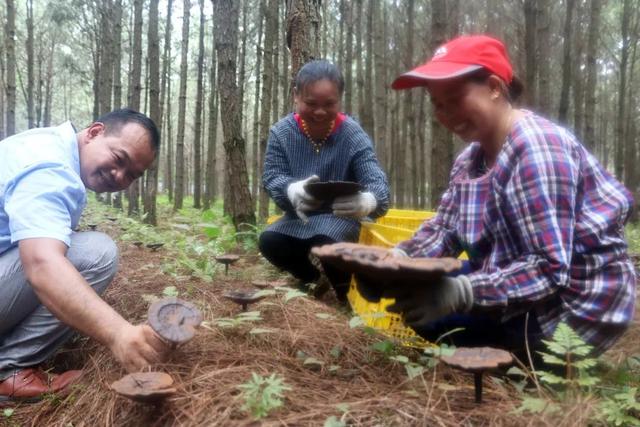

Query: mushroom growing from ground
[132,241,143,249]
[148,297,203,345]
[111,372,177,403]
[440,347,513,403]
[223,290,265,311]
[87,224,97,231]
[215,254,240,275]
[146,242,164,252]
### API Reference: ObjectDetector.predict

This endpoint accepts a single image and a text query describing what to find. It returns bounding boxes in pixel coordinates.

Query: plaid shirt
[397,112,636,354]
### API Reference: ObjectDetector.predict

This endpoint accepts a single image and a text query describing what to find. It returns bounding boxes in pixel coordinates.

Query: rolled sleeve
[5,164,86,247]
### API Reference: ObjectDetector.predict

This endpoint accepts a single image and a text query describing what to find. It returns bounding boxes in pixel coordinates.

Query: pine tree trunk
[174,0,191,211]
[523,0,537,108]
[143,0,160,225]
[204,30,218,209]
[286,0,321,83]
[193,0,206,209]
[26,0,34,129]
[360,1,374,139]
[557,0,575,124]
[5,0,16,136]
[372,0,387,168]
[584,0,601,152]
[213,0,256,230]
[160,0,174,199]
[127,0,144,216]
[258,0,277,220]
[251,0,265,210]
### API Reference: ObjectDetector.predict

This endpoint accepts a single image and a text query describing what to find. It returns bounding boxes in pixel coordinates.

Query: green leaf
[370,340,395,354]
[3,408,14,418]
[335,403,350,413]
[324,416,347,427]
[348,316,365,328]
[404,363,425,380]
[283,289,307,302]
[315,313,335,320]
[162,286,179,297]
[330,346,342,359]
[389,355,409,364]
[514,396,560,415]
[506,366,527,377]
[538,352,566,366]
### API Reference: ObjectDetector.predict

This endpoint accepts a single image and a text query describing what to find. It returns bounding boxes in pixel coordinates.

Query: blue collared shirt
[0,122,86,254]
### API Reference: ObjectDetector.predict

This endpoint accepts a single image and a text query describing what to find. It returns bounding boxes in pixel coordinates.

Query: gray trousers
[0,232,118,380]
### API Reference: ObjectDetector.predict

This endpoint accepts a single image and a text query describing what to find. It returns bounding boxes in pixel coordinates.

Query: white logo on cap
[433,46,447,59]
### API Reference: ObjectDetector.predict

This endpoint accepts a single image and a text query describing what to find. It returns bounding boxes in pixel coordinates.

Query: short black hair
[467,69,524,103]
[294,60,345,96]
[94,108,160,153]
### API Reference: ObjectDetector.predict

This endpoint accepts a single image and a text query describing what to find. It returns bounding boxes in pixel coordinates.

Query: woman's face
[427,76,503,145]
[294,79,341,127]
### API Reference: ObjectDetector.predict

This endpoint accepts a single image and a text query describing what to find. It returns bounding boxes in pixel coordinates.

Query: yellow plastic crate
[376,210,435,230]
[347,213,436,348]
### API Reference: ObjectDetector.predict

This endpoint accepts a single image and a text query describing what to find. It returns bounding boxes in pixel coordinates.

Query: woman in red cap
[363,34,635,360]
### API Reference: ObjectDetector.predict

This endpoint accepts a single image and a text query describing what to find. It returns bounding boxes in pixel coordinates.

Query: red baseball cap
[391,34,513,90]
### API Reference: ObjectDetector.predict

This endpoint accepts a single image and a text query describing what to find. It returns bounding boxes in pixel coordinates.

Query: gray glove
[287,175,322,222]
[385,276,474,329]
[331,191,377,219]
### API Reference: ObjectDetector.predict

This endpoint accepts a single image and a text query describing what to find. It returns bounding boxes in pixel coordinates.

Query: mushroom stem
[474,372,483,403]
[242,303,248,311]
[225,264,229,275]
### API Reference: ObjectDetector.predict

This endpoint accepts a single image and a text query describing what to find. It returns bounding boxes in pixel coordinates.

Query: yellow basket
[347,211,439,348]
[375,210,435,230]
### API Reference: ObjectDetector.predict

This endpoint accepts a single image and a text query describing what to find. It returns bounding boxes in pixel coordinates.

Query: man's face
[79,122,155,193]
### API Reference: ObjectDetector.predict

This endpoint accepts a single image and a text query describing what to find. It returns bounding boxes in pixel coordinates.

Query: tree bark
[251,0,265,210]
[523,0,537,108]
[26,0,34,129]
[160,0,174,199]
[213,0,256,230]
[5,0,16,137]
[174,0,191,211]
[557,0,575,124]
[204,26,219,209]
[127,0,144,216]
[286,0,321,87]
[584,0,602,152]
[143,0,160,225]
[193,0,206,209]
[258,0,277,220]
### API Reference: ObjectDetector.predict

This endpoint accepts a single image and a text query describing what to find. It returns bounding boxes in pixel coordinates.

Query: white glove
[389,247,408,258]
[331,192,377,219]
[386,276,474,328]
[287,175,322,222]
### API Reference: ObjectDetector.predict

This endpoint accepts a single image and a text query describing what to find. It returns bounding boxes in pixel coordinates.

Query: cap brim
[391,63,483,90]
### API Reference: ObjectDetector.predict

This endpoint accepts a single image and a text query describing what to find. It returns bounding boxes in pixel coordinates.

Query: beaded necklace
[301,118,335,154]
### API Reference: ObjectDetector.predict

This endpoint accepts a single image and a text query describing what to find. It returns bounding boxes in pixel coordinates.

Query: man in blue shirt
[0,109,170,402]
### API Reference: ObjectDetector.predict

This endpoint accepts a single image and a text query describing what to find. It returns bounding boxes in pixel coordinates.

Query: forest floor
[4,201,640,426]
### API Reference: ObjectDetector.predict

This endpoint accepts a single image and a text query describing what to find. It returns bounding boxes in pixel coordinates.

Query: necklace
[301,118,335,154]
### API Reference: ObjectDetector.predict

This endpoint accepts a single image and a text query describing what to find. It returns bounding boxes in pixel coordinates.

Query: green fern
[238,373,291,420]
[537,322,600,392]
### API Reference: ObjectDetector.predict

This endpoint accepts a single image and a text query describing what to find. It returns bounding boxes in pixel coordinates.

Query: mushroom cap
[111,372,177,403]
[311,242,462,284]
[148,297,203,344]
[440,347,513,372]
[146,242,164,250]
[215,254,240,265]
[132,241,144,247]
[223,290,265,305]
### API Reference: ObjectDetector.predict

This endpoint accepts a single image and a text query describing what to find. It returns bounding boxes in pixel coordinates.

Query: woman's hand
[287,175,322,222]
[332,192,377,218]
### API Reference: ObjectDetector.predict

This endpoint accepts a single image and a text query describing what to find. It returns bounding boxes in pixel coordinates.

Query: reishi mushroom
[111,371,176,403]
[440,347,513,403]
[223,290,265,311]
[215,254,240,275]
[148,297,203,345]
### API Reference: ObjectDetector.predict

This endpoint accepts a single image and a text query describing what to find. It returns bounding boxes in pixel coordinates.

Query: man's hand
[287,175,322,222]
[385,276,474,328]
[332,192,377,219]
[109,324,170,373]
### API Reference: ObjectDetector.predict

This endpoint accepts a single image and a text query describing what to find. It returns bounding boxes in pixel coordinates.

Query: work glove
[332,192,377,219]
[287,175,322,222]
[353,247,407,301]
[385,275,474,329]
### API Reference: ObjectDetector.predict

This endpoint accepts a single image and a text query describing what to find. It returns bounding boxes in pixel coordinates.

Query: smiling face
[427,75,506,147]
[78,122,155,193]
[294,79,341,130]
